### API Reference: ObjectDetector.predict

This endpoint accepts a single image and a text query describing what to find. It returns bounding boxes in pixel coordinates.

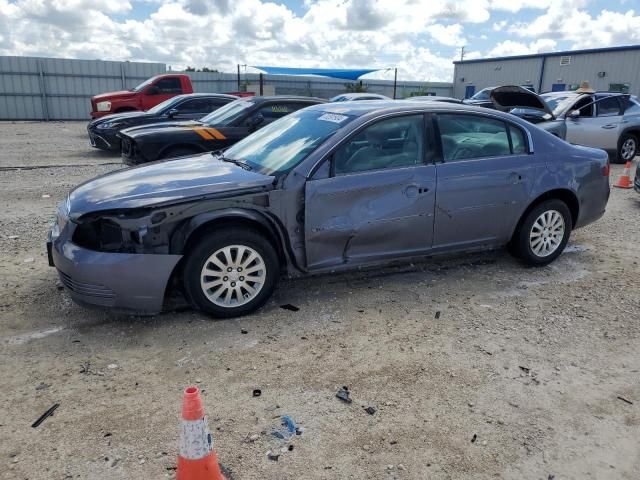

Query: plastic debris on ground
[336,386,352,403]
[266,415,302,461]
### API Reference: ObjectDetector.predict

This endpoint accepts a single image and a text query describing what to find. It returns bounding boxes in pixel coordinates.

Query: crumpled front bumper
[47,222,182,315]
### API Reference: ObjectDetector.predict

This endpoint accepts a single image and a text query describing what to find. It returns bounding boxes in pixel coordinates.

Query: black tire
[182,228,279,318]
[615,133,638,164]
[513,199,572,266]
[162,147,200,159]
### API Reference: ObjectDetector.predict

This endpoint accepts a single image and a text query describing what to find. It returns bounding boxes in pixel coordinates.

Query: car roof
[250,95,327,103]
[174,93,239,100]
[304,99,523,119]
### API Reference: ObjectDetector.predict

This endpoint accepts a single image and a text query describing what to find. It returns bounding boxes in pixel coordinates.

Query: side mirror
[568,109,580,119]
[167,108,179,118]
[147,85,160,95]
[250,113,264,128]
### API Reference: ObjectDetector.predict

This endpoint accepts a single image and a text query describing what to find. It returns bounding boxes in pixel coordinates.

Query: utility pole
[460,46,466,62]
[237,64,241,90]
[392,67,398,99]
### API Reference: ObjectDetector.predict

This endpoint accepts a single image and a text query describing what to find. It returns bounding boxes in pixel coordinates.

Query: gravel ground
[0,121,639,480]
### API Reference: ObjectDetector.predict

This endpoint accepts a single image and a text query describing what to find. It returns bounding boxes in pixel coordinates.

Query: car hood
[490,86,554,118]
[92,90,137,102]
[89,111,150,127]
[68,153,275,217]
[120,120,202,137]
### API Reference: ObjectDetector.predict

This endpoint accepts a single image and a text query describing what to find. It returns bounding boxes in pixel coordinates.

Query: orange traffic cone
[614,161,633,189]
[177,386,226,480]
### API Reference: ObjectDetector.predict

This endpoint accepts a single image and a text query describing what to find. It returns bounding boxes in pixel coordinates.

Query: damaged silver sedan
[48,101,610,318]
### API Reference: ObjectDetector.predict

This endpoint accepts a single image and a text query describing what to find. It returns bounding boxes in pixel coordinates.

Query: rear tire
[513,199,572,266]
[182,228,279,318]
[615,133,638,164]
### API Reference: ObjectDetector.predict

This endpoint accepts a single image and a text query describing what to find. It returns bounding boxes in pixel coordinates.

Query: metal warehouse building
[453,44,640,99]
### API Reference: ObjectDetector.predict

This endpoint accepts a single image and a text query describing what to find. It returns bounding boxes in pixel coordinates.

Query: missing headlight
[73,218,126,252]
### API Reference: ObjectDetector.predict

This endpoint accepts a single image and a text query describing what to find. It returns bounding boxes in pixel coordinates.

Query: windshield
[222,109,356,175]
[470,88,491,100]
[131,77,156,93]
[200,99,256,126]
[147,96,183,114]
[541,93,578,117]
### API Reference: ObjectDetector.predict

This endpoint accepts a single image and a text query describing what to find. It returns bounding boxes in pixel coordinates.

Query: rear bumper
[48,224,181,315]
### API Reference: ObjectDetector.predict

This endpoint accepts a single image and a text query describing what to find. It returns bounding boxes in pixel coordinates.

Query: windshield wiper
[212,152,252,171]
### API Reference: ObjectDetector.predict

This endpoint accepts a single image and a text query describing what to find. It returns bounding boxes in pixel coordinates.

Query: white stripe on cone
[180,417,213,460]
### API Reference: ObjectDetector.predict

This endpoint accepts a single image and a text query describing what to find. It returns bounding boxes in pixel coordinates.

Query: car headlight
[96,101,111,112]
[97,121,122,129]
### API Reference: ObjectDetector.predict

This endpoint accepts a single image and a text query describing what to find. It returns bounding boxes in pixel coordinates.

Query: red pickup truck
[90,74,194,119]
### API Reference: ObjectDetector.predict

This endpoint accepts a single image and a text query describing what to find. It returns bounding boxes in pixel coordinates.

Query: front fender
[170,208,282,255]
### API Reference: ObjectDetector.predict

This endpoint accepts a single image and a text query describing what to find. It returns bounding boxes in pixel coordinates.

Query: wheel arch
[163,209,290,301]
[511,188,579,240]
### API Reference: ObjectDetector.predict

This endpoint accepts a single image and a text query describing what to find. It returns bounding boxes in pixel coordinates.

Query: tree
[344,80,368,93]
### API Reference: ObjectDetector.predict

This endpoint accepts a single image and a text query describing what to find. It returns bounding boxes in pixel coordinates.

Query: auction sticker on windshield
[318,113,349,123]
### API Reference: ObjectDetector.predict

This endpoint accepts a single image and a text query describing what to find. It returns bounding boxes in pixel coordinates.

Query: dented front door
[304,165,436,270]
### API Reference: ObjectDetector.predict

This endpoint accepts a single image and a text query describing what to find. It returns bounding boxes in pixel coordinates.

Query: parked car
[499,88,640,163]
[48,101,610,318]
[330,93,390,102]
[90,74,195,119]
[635,162,640,193]
[407,96,462,103]
[87,93,237,151]
[464,85,536,108]
[118,96,326,165]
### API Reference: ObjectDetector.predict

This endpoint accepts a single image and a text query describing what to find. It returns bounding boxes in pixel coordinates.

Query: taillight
[603,162,610,177]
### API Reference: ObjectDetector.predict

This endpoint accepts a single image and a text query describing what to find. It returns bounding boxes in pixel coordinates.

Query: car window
[154,77,183,94]
[470,89,491,101]
[146,96,183,114]
[254,102,309,124]
[509,125,528,154]
[572,96,593,117]
[437,114,515,161]
[596,97,622,117]
[176,98,213,113]
[223,109,357,175]
[625,98,640,116]
[333,115,426,175]
[201,99,256,126]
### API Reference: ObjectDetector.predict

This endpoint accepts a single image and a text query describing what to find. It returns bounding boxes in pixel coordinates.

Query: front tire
[182,228,279,318]
[616,133,638,164]
[513,199,572,266]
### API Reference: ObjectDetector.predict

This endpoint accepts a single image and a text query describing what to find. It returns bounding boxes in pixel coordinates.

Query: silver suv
[543,91,640,162]
[491,86,640,163]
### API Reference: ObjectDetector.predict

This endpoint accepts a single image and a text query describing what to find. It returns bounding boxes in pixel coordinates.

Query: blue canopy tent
[251,66,381,81]
[244,65,397,98]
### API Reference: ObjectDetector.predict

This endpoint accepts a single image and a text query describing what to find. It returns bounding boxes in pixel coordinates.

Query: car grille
[58,272,115,299]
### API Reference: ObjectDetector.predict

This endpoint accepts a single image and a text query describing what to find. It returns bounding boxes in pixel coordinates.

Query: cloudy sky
[0,0,639,81]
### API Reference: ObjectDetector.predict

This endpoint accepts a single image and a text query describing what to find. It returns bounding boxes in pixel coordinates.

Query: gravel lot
[0,121,639,480]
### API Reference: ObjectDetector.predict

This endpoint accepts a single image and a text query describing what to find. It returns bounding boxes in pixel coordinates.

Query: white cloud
[488,38,557,57]
[0,0,639,84]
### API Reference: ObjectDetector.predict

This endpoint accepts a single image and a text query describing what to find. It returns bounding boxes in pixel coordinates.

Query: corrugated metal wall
[0,57,165,120]
[0,56,453,121]
[453,48,640,98]
[541,50,640,95]
[453,58,544,98]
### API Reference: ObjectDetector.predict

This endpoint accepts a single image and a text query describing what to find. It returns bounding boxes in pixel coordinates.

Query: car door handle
[404,185,429,198]
[508,172,523,183]
[602,124,618,129]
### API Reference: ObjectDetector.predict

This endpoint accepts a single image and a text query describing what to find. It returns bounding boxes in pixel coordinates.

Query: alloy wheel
[200,245,266,307]
[621,138,637,161]
[529,210,565,258]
